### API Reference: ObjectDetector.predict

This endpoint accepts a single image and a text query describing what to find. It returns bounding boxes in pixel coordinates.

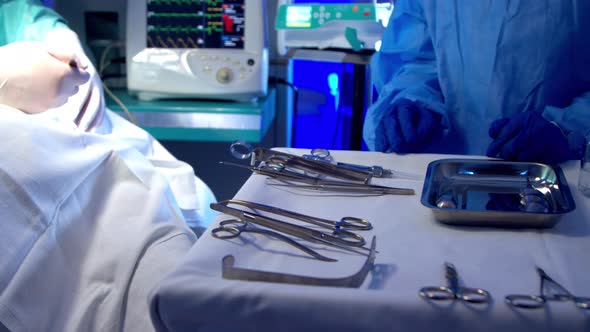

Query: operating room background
[51,0,377,200]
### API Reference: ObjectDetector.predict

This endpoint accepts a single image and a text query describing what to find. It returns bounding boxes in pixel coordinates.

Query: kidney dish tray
[420,159,576,228]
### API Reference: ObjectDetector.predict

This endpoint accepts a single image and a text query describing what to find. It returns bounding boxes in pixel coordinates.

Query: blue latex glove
[487,112,576,164]
[382,99,443,153]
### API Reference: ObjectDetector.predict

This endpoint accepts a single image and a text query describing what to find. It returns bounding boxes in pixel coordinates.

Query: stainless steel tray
[420,159,576,228]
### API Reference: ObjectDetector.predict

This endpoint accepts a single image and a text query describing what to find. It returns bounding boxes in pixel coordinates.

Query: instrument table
[151,149,590,332]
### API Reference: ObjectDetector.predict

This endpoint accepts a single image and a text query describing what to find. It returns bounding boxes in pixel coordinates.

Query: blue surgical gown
[0,0,67,45]
[364,0,590,155]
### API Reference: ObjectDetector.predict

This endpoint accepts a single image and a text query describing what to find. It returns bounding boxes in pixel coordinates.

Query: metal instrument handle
[329,228,366,247]
[419,286,455,301]
[229,140,254,160]
[211,225,242,239]
[505,294,546,309]
[338,217,372,230]
[457,288,491,303]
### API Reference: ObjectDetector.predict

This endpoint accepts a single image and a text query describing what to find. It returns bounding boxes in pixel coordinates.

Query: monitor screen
[286,6,312,28]
[146,0,245,49]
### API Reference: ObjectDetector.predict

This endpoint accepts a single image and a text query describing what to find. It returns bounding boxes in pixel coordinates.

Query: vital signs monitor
[126,0,268,102]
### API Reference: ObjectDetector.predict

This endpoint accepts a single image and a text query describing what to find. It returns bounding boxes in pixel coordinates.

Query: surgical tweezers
[210,200,372,254]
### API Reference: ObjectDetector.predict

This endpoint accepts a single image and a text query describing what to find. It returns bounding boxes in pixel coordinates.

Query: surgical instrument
[229,140,372,183]
[292,145,418,180]
[219,161,416,196]
[210,200,372,254]
[302,150,416,180]
[221,236,377,288]
[212,219,336,262]
[336,161,394,178]
[505,267,590,309]
[222,199,372,231]
[420,262,491,304]
[302,148,333,162]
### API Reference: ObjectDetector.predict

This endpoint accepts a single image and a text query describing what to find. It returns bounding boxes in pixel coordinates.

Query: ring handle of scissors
[311,148,331,159]
[419,286,456,301]
[457,287,491,303]
[505,294,546,309]
[329,228,366,247]
[211,219,247,239]
[302,148,333,163]
[338,217,373,231]
[230,140,254,160]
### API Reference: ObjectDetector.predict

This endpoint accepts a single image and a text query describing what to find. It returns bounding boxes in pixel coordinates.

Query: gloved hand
[43,28,106,131]
[382,98,443,153]
[0,41,90,114]
[487,112,577,164]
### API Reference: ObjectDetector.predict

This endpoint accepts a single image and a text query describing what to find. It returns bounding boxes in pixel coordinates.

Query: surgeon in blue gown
[364,0,590,164]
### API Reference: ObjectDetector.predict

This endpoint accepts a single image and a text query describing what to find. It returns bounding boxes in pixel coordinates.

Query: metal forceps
[505,267,590,309]
[210,200,372,254]
[211,219,337,262]
[229,140,372,183]
[219,162,416,196]
[420,262,491,304]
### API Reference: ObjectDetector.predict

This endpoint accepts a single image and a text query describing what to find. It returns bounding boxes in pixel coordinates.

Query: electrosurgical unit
[126,0,268,102]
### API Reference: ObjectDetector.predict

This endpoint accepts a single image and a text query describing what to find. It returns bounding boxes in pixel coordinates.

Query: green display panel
[276,4,376,30]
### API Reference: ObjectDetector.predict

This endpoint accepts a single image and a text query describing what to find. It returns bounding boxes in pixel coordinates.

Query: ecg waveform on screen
[146,0,245,49]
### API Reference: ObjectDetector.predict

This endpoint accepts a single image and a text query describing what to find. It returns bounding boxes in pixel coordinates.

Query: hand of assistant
[486,112,574,164]
[383,98,443,153]
[0,41,90,114]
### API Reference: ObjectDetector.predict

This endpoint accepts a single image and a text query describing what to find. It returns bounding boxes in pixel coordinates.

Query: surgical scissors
[210,200,372,254]
[211,219,337,262]
[224,199,372,231]
[505,267,590,309]
[420,262,491,304]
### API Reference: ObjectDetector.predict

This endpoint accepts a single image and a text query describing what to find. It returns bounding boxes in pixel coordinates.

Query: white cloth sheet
[0,106,216,332]
[151,148,590,332]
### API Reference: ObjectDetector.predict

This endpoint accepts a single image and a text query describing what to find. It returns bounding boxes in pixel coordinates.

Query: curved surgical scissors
[505,267,590,309]
[211,219,337,262]
[210,200,372,255]
[420,262,491,304]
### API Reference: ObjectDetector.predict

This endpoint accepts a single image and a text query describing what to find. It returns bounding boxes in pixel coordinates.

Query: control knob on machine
[216,67,234,84]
